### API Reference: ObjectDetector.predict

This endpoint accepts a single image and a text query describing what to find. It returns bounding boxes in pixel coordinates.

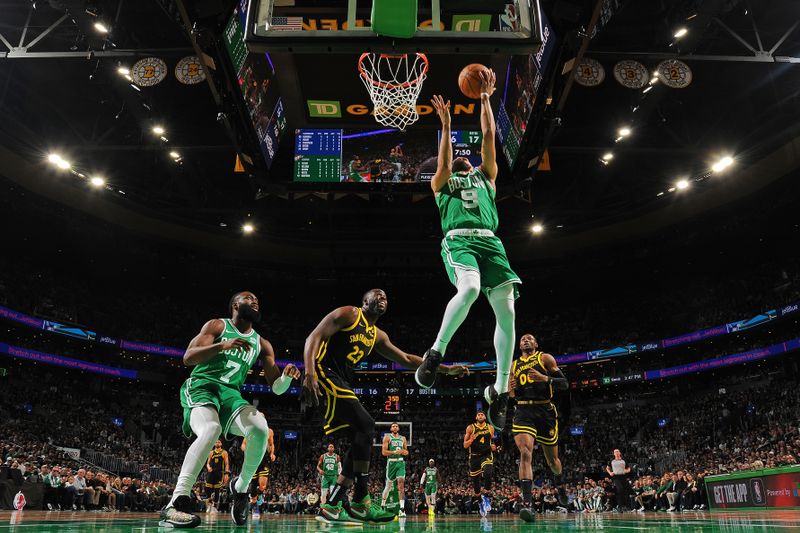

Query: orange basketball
[458,63,489,100]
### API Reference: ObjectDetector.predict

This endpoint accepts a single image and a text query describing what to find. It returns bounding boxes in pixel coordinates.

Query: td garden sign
[307,100,478,119]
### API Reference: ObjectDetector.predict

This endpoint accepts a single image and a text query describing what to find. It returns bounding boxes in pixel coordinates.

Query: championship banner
[705,466,800,510]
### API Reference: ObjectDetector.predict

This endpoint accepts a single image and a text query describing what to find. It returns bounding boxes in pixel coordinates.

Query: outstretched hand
[479,68,496,97]
[431,94,451,127]
[442,364,470,378]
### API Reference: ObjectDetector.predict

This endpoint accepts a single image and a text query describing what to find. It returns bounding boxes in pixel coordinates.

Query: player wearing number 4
[302,289,469,525]
[416,68,521,432]
[160,292,301,529]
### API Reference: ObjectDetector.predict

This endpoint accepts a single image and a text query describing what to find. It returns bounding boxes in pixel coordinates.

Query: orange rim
[358,53,429,90]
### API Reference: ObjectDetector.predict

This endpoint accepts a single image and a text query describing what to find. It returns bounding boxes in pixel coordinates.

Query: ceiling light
[711,155,734,173]
[602,152,614,161]
[169,151,180,159]
[531,224,543,234]
[242,223,255,234]
[668,187,676,192]
[657,192,664,197]
[618,127,631,138]
[90,176,105,187]
[117,66,129,75]
[643,86,653,94]
[649,76,658,84]
[152,126,165,135]
[676,179,689,190]
[674,27,688,38]
[47,153,63,164]
[56,159,70,170]
[94,22,109,34]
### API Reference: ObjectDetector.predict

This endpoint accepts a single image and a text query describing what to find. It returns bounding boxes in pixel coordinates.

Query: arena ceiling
[0,0,799,252]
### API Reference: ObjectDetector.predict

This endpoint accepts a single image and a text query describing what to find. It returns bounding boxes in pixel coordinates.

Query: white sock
[488,284,516,394]
[400,499,405,509]
[229,407,269,493]
[432,269,481,354]
[169,406,222,506]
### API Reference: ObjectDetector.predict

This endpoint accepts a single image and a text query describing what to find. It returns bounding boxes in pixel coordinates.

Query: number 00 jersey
[436,168,499,234]
[190,319,261,388]
[512,350,553,401]
[315,307,377,391]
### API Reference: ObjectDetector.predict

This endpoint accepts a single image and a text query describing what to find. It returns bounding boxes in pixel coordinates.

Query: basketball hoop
[358,53,428,131]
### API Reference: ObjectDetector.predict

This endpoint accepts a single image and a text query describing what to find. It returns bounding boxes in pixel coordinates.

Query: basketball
[459,63,490,99]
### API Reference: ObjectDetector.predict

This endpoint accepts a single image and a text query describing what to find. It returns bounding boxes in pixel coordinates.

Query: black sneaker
[159,499,201,529]
[229,477,250,526]
[484,385,509,430]
[556,486,569,507]
[519,507,536,522]
[414,348,442,389]
[172,495,194,514]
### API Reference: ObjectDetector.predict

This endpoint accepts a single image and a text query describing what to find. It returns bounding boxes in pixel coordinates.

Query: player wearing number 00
[417,69,521,431]
[160,292,300,529]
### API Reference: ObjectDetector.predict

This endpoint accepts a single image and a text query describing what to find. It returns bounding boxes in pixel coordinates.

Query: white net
[358,53,428,131]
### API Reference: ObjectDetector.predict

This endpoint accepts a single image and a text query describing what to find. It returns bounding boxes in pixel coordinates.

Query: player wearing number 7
[417,68,521,432]
[161,291,301,529]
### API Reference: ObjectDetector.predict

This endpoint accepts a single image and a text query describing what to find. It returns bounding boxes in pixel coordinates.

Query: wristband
[272,373,293,395]
[481,92,490,98]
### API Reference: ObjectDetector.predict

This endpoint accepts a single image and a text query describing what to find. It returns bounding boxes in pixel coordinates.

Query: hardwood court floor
[1,509,799,531]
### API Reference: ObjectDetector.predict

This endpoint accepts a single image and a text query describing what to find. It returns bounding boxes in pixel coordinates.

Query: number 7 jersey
[435,168,499,233]
[190,319,262,388]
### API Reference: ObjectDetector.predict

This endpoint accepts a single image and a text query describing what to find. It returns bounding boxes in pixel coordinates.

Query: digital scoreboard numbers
[383,394,400,415]
[438,130,483,169]
[294,129,343,182]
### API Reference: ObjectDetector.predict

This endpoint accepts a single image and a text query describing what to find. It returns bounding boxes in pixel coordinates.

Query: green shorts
[386,460,406,481]
[441,235,521,298]
[179,377,250,439]
[425,484,438,495]
[321,476,338,489]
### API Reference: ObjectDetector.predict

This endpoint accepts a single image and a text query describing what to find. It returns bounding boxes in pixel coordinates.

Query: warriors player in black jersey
[302,289,468,525]
[509,334,568,522]
[205,440,229,511]
[464,411,496,517]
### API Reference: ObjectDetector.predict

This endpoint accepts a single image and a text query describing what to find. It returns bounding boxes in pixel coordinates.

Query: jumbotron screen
[293,128,482,183]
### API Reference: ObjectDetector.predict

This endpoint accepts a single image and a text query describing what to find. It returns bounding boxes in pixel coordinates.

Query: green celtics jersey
[425,467,438,486]
[322,453,338,477]
[388,434,405,461]
[435,168,498,234]
[190,319,261,388]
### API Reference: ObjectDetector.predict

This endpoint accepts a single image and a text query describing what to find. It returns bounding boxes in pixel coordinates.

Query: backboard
[244,0,544,54]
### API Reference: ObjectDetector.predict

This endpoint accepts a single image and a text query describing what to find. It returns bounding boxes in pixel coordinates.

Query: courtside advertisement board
[705,466,800,510]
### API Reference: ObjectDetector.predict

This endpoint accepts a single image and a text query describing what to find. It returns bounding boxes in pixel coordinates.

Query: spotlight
[673,27,688,38]
[602,152,614,161]
[242,223,255,234]
[117,66,129,75]
[649,76,659,84]
[94,22,109,34]
[47,153,63,164]
[657,192,664,197]
[643,86,653,94]
[169,151,181,159]
[152,126,165,135]
[618,127,631,138]
[56,159,70,170]
[676,179,689,190]
[90,176,105,187]
[531,224,543,234]
[711,155,734,173]
[668,187,676,192]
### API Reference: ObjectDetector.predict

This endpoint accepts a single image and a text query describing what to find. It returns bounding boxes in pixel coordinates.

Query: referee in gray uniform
[606,449,631,511]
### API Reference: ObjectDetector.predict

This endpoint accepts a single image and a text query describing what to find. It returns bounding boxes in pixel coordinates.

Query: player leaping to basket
[415,67,521,432]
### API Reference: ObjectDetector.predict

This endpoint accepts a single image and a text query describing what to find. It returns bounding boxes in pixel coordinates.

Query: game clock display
[383,394,400,415]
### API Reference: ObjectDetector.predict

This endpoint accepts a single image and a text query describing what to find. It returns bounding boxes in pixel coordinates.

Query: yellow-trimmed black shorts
[512,401,559,446]
[205,469,224,489]
[316,366,372,436]
[468,452,494,477]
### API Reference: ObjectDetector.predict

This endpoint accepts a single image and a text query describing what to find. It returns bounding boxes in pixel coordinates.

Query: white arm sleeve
[271,373,292,395]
